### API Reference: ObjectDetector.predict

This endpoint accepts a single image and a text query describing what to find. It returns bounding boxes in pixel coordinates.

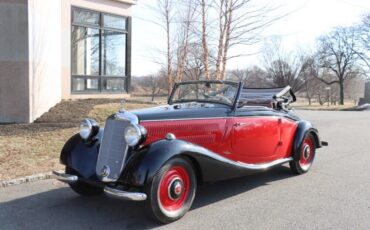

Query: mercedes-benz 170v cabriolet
[53,81,327,223]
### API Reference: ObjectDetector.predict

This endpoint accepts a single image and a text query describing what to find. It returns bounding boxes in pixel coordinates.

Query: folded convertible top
[239,86,296,107]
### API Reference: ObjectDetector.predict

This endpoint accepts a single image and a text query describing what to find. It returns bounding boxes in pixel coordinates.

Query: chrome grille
[96,118,130,182]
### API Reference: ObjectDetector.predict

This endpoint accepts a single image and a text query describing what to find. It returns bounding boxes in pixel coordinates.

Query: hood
[131,103,230,121]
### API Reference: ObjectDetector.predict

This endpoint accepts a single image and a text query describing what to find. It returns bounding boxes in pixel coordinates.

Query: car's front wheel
[290,133,316,174]
[65,167,103,196]
[147,157,197,224]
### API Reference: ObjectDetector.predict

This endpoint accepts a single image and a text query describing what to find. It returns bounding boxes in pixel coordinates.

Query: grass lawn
[0,100,155,181]
[293,100,357,111]
[293,104,355,111]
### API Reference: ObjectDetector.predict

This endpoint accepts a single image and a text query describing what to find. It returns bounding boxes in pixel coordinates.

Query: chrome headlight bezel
[79,118,99,140]
[124,123,147,147]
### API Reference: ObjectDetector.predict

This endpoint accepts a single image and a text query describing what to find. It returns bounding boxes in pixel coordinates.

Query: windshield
[170,82,239,106]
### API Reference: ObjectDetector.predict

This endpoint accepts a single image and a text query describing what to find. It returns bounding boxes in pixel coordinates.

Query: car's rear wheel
[290,133,316,174]
[147,157,197,224]
[65,167,103,196]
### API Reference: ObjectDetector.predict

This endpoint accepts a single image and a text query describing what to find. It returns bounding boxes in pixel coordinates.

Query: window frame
[71,6,131,94]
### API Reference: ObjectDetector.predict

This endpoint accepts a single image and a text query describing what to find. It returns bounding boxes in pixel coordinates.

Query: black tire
[147,157,197,224]
[290,133,316,175]
[65,167,103,196]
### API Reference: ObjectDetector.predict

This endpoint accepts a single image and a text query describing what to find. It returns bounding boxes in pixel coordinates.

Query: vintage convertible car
[53,81,327,223]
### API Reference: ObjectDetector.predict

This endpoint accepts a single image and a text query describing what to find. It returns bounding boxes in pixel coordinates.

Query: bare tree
[316,26,361,105]
[211,0,283,80]
[228,66,269,87]
[154,0,175,94]
[262,38,308,92]
[131,73,167,101]
[200,0,210,80]
[175,0,196,83]
[355,13,370,74]
[183,43,205,81]
[300,57,324,105]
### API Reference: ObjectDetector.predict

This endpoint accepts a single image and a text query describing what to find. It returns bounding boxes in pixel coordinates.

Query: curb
[0,172,54,188]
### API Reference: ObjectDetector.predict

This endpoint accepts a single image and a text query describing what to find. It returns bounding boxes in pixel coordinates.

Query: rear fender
[293,121,321,160]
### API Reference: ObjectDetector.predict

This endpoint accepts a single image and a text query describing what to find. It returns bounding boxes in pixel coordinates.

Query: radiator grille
[96,118,130,182]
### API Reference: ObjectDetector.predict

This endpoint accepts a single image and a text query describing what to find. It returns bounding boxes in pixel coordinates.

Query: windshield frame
[168,80,242,108]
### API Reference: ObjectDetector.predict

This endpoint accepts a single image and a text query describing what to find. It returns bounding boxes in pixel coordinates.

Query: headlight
[124,124,146,146]
[79,119,99,140]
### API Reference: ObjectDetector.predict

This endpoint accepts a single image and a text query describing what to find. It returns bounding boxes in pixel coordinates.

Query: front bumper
[52,171,147,201]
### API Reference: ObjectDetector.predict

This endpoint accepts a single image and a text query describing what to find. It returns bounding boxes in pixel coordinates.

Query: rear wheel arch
[309,130,320,149]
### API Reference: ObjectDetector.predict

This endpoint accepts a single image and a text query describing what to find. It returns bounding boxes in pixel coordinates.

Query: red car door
[231,116,281,164]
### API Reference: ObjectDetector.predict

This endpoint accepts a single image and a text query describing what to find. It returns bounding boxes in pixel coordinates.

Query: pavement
[1,110,370,230]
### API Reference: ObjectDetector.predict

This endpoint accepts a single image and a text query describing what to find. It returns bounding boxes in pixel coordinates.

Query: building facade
[0,0,136,123]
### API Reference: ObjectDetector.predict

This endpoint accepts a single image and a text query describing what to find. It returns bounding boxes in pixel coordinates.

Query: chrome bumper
[52,171,147,201]
[52,171,78,183]
[104,187,147,201]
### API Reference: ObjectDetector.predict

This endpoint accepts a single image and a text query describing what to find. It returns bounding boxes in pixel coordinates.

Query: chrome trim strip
[104,187,147,201]
[141,117,228,122]
[182,141,293,171]
[236,157,293,170]
[52,171,78,183]
[140,114,298,123]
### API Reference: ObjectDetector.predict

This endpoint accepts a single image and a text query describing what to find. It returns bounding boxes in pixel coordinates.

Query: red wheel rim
[299,137,314,170]
[158,166,190,212]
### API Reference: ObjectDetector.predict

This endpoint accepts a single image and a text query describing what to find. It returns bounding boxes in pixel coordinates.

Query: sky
[131,0,370,76]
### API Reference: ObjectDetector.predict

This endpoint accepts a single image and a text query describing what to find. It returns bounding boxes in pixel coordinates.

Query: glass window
[73,8,100,26]
[103,78,125,91]
[171,82,238,106]
[101,30,126,76]
[71,8,129,94]
[86,78,99,90]
[103,14,126,30]
[72,78,85,91]
[72,78,100,91]
[71,26,100,76]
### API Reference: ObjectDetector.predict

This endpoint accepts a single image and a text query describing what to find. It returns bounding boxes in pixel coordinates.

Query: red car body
[54,81,327,223]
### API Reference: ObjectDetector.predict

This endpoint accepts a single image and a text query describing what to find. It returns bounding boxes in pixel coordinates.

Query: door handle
[234,122,248,127]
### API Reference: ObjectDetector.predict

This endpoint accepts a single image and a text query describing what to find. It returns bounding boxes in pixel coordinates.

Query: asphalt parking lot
[0,110,369,230]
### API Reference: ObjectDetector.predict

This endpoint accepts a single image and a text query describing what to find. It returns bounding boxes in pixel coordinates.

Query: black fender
[60,130,103,180]
[120,139,269,187]
[293,121,322,161]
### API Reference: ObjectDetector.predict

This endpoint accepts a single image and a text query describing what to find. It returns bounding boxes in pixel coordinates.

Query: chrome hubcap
[168,177,184,200]
[303,145,311,160]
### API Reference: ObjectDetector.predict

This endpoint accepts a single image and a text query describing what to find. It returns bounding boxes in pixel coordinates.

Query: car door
[231,116,281,164]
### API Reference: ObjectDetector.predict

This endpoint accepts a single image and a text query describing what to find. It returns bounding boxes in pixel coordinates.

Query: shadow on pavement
[0,166,294,230]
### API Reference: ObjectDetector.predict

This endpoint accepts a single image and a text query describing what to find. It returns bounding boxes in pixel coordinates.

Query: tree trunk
[165,4,173,95]
[339,80,344,105]
[318,91,323,105]
[167,30,172,94]
[201,0,210,80]
[151,86,156,101]
[215,0,226,80]
[220,0,232,80]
